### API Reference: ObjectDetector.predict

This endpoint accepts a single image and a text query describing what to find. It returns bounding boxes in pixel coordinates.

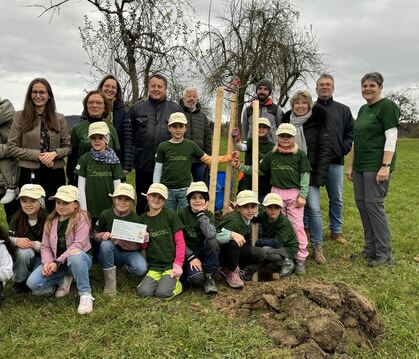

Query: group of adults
[0,70,399,267]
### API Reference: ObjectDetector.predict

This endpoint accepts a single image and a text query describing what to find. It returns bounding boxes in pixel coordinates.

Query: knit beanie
[256,79,273,95]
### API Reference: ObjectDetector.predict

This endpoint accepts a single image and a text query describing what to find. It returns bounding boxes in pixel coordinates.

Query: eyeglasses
[31,90,48,97]
[87,101,105,106]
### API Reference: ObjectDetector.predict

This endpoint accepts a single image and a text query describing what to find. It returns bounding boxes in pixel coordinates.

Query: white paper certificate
[111,219,147,243]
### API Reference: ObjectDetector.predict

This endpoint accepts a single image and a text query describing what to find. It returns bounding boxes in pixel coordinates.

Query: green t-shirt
[253,212,298,259]
[70,120,120,158]
[156,139,205,188]
[354,98,400,172]
[75,152,125,218]
[218,211,251,242]
[259,149,311,189]
[138,208,183,271]
[177,207,215,251]
[241,138,275,195]
[56,218,69,257]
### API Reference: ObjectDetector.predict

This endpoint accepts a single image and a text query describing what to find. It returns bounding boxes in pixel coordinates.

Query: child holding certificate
[136,183,186,299]
[177,181,219,295]
[26,185,94,315]
[153,112,234,211]
[94,183,148,295]
[75,121,125,223]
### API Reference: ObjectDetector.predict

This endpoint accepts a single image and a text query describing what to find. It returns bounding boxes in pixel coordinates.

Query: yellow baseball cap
[262,193,283,207]
[17,184,46,199]
[110,183,136,200]
[276,123,296,136]
[186,181,208,196]
[258,118,271,128]
[87,121,109,138]
[237,190,259,206]
[49,185,80,202]
[145,183,168,200]
[168,112,187,126]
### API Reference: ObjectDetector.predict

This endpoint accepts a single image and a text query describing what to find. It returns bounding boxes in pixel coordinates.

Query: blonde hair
[290,90,314,110]
[44,202,91,237]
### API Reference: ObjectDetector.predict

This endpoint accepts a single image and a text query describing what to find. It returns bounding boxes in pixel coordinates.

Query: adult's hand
[376,166,390,183]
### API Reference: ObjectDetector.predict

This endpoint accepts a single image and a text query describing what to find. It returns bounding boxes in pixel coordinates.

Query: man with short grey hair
[315,74,354,244]
[180,87,212,182]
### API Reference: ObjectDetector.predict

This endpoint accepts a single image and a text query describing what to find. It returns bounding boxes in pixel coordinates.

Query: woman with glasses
[7,78,71,211]
[66,90,121,186]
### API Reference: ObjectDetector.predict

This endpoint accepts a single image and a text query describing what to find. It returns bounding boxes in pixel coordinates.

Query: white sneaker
[77,294,94,315]
[0,188,18,204]
[55,275,73,298]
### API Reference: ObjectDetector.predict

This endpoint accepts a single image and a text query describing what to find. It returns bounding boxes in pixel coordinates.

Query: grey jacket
[0,98,15,158]
[130,98,183,171]
[7,111,71,169]
[0,240,13,284]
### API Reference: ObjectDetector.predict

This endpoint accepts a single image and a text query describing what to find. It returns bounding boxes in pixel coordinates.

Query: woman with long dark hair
[8,78,70,211]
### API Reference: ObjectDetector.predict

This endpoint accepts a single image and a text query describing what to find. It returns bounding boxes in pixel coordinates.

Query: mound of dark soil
[212,279,385,358]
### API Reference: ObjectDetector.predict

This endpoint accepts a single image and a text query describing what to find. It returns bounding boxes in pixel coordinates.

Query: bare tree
[196,0,325,126]
[33,0,194,104]
[386,87,419,125]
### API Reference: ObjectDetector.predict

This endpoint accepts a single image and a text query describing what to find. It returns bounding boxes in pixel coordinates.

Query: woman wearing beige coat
[8,78,71,211]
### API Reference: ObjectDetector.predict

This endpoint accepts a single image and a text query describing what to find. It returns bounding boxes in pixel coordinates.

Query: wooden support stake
[223,93,237,214]
[251,100,259,282]
[208,87,224,213]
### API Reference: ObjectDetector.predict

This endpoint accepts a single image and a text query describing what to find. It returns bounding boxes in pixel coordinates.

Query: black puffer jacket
[282,105,330,186]
[180,99,212,163]
[130,98,183,171]
[112,99,133,172]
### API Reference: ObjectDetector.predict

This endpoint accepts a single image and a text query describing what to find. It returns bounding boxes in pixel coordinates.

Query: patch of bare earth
[212,279,384,358]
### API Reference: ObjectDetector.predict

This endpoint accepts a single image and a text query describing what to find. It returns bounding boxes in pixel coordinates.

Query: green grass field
[0,139,418,358]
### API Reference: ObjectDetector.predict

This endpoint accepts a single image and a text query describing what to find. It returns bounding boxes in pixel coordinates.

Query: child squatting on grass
[216,190,266,289]
[26,185,95,315]
[76,121,125,224]
[136,183,186,299]
[236,123,311,275]
[177,181,219,295]
[94,183,148,295]
[232,117,275,202]
[0,225,13,307]
[153,112,235,211]
[252,193,298,277]
[8,184,48,293]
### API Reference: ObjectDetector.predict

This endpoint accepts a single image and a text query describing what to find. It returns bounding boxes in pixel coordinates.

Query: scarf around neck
[90,147,120,164]
[289,110,311,154]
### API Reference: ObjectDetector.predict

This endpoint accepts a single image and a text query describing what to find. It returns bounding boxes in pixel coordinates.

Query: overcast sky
[1,0,418,116]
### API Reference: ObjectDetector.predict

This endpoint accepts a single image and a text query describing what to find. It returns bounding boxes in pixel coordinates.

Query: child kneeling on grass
[236,123,311,275]
[136,183,185,299]
[94,183,148,295]
[252,193,298,277]
[26,185,94,315]
[9,184,48,293]
[216,190,266,288]
[0,225,13,307]
[177,181,219,295]
[153,112,234,211]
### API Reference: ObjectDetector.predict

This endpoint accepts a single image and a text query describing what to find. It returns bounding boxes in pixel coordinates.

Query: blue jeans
[165,187,188,211]
[98,240,147,275]
[13,248,41,283]
[27,251,92,296]
[304,185,323,246]
[326,164,344,233]
[191,163,207,183]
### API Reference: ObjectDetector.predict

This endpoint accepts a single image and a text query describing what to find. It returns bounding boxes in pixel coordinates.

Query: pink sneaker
[225,266,244,289]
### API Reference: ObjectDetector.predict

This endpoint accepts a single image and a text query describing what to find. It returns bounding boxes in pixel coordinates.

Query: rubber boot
[103,266,117,295]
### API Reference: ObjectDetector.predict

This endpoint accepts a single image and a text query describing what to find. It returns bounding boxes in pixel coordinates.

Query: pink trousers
[271,186,309,261]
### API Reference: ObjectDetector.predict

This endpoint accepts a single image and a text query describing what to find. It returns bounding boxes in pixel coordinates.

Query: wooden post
[251,100,259,282]
[208,87,224,213]
[223,93,237,214]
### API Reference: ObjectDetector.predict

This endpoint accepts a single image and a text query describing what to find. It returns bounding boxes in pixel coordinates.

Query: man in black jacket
[180,87,212,182]
[130,74,183,214]
[315,74,354,244]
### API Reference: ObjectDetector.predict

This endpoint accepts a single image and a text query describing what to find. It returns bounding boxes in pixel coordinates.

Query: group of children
[0,112,312,315]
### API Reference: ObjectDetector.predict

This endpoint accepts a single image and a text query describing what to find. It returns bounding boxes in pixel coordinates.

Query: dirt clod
[212,278,384,357]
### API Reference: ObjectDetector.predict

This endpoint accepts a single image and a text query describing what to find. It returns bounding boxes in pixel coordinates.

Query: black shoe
[349,252,375,261]
[240,265,259,281]
[279,258,295,277]
[12,281,30,294]
[203,274,218,295]
[368,257,395,267]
